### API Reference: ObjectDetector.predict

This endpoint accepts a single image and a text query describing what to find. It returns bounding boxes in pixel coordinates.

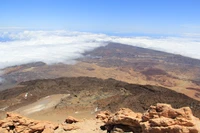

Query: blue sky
[0,1,200,69]
[0,0,200,35]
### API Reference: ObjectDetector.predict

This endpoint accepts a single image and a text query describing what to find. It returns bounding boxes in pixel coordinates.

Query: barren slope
[1,43,200,101]
[0,77,200,120]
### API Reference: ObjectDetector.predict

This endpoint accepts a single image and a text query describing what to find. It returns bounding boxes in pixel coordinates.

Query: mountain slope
[1,43,200,101]
[0,77,200,119]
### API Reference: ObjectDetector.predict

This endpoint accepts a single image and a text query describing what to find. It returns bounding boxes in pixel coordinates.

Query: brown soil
[0,77,200,119]
[1,43,200,101]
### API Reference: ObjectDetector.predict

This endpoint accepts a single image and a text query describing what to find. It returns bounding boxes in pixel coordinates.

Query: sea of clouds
[0,30,200,70]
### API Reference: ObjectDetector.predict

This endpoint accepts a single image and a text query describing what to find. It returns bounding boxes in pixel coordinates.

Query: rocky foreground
[0,103,200,133]
[97,103,200,133]
[0,112,81,133]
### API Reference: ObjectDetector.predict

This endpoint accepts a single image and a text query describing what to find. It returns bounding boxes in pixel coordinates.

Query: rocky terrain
[1,43,200,132]
[83,43,200,100]
[0,112,101,133]
[0,77,200,119]
[1,103,200,133]
[97,103,200,133]
[1,43,200,101]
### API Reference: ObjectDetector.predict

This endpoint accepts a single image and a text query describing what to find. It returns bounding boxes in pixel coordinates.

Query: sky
[1,0,200,34]
[0,0,200,71]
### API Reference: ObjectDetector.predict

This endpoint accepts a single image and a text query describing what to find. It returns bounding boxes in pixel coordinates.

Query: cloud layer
[0,30,200,69]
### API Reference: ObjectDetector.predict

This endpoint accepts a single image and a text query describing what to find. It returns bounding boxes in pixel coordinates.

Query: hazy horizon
[0,0,200,69]
[0,30,200,70]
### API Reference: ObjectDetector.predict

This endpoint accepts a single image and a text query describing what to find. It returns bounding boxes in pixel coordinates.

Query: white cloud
[0,30,200,69]
[111,36,200,58]
[0,30,108,69]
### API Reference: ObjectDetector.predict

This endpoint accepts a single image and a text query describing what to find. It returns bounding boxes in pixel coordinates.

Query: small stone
[65,116,80,124]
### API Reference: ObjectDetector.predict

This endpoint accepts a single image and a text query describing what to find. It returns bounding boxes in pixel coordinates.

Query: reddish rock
[61,124,80,131]
[0,112,79,133]
[65,116,80,124]
[96,110,111,123]
[97,103,200,133]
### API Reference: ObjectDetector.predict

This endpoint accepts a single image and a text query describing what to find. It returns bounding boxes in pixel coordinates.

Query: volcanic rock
[0,112,79,133]
[61,124,80,131]
[1,77,200,119]
[97,103,200,133]
[65,116,80,124]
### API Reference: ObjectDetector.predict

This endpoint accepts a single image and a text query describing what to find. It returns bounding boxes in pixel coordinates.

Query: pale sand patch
[68,119,105,133]
[14,94,70,115]
[22,67,35,72]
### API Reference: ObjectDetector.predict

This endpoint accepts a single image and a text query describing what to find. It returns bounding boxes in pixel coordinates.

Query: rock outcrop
[0,112,79,133]
[1,103,200,133]
[97,103,200,133]
[65,116,80,124]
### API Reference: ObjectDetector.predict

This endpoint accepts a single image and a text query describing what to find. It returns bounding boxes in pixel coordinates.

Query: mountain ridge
[0,77,200,119]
